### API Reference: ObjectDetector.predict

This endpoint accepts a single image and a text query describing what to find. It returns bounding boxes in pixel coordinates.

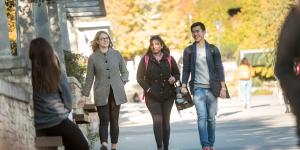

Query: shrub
[253,66,275,81]
[64,51,87,86]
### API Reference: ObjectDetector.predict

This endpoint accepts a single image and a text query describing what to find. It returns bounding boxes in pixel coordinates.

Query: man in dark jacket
[275,4,300,145]
[181,22,226,150]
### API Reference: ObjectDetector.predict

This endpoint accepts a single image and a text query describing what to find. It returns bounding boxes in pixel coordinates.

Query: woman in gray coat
[81,31,129,150]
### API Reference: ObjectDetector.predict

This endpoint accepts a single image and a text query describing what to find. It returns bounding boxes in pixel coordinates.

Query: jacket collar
[149,51,170,60]
[192,40,210,51]
[96,48,112,55]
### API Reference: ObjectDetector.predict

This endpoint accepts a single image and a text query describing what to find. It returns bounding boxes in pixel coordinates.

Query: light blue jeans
[239,80,252,108]
[193,87,218,148]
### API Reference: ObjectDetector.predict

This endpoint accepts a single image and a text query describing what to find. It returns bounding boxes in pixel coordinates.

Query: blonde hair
[90,31,113,52]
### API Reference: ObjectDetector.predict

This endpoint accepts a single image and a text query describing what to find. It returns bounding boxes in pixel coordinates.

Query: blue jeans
[239,80,252,108]
[193,87,218,148]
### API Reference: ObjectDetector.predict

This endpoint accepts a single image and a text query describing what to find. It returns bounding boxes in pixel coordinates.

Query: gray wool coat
[82,48,129,106]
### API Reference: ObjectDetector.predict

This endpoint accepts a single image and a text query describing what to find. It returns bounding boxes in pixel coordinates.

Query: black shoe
[164,143,169,150]
[100,145,108,150]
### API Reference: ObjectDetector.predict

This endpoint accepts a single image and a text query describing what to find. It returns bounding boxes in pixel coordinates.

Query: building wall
[0,79,35,150]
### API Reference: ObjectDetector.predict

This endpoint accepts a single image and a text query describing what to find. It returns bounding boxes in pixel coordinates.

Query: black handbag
[209,79,230,98]
[209,45,230,99]
[174,81,194,111]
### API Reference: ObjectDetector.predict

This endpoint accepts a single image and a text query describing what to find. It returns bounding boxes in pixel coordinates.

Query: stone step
[35,136,64,149]
[83,104,97,113]
[73,113,90,124]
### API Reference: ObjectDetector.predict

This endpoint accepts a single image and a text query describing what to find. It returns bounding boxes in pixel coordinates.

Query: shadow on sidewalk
[215,115,297,149]
[251,104,271,108]
[117,113,297,150]
[218,111,242,118]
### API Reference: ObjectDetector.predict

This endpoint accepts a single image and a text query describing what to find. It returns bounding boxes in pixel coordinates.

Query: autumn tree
[234,0,294,50]
[105,0,195,59]
[5,0,16,55]
[105,0,294,61]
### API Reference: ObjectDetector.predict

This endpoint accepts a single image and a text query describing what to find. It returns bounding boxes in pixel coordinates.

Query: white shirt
[194,45,210,88]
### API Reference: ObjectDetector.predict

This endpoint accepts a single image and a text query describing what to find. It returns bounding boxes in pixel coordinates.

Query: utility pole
[215,20,222,51]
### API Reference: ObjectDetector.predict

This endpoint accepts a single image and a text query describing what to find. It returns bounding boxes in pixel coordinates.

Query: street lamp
[188,13,192,25]
[188,14,193,42]
[215,20,222,51]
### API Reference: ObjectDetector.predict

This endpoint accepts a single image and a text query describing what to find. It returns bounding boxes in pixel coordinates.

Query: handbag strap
[174,80,182,88]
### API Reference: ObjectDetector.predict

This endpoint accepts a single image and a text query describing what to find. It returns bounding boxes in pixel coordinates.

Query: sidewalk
[94,95,298,150]
[119,95,294,127]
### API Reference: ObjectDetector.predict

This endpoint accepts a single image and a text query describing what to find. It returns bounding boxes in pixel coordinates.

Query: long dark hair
[29,37,61,92]
[146,35,170,55]
[90,31,113,52]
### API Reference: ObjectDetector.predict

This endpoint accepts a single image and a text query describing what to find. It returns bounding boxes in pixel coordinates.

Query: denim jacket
[181,41,225,94]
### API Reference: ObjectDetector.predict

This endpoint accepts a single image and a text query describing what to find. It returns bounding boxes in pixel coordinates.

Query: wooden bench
[73,113,90,124]
[35,136,64,150]
[83,104,97,113]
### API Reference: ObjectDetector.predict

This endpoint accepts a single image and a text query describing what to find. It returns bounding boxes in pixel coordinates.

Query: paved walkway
[94,95,298,150]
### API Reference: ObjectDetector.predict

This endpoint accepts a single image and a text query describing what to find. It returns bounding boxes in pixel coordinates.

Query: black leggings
[39,119,89,150]
[146,97,174,149]
[97,88,121,144]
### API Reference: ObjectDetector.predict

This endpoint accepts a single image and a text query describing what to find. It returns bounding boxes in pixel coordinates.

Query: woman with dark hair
[136,35,180,150]
[81,31,128,150]
[238,57,254,109]
[29,37,89,150]
[275,3,300,145]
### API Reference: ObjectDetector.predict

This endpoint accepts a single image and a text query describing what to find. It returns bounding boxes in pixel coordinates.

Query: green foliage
[86,130,99,149]
[252,89,273,95]
[253,66,275,81]
[235,0,293,50]
[193,0,240,56]
[64,51,87,86]
[105,0,294,61]
[252,77,262,87]
[10,40,17,56]
[5,0,17,55]
[105,0,193,59]
[192,0,294,59]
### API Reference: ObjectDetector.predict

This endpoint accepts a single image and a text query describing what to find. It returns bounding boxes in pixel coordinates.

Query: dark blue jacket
[181,41,225,94]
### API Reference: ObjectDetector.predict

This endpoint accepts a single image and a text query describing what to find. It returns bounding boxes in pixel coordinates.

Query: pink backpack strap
[145,55,172,72]
[167,56,172,71]
[144,55,149,71]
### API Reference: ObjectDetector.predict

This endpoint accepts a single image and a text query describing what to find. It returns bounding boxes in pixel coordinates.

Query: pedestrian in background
[275,80,291,113]
[81,31,129,150]
[181,22,227,150]
[238,57,254,109]
[136,35,180,150]
[275,2,300,146]
[29,37,89,150]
